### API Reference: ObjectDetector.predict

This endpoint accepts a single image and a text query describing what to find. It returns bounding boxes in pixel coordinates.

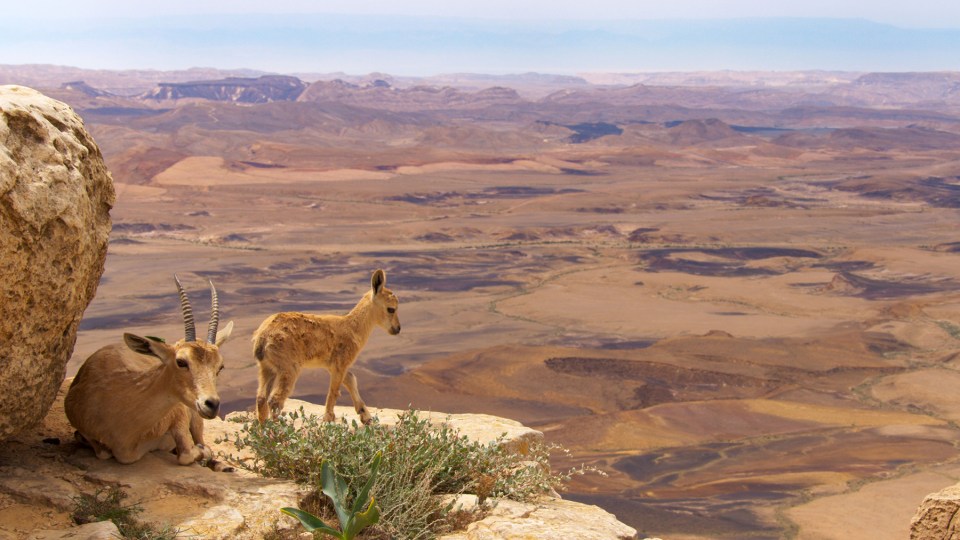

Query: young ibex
[252,269,400,424]
[65,276,234,470]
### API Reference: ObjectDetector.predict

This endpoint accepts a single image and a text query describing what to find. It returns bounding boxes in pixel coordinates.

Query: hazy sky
[0,0,952,26]
[4,0,960,74]
[10,0,960,27]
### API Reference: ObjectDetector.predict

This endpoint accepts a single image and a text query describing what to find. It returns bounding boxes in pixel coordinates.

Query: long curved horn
[174,274,197,342]
[206,279,220,344]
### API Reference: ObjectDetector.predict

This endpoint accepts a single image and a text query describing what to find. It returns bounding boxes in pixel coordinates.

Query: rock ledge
[1,394,637,539]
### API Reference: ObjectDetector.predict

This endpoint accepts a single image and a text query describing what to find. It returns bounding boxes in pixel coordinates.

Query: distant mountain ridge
[141,75,307,103]
[0,64,269,96]
[297,79,524,111]
[7,65,960,112]
[11,67,960,154]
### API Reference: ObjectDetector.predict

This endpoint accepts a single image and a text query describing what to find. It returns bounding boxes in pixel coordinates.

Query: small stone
[27,520,120,540]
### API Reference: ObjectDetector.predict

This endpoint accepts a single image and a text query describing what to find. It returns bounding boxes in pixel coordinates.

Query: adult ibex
[252,269,400,424]
[65,276,234,470]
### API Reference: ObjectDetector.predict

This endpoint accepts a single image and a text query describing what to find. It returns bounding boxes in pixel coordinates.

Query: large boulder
[0,85,114,440]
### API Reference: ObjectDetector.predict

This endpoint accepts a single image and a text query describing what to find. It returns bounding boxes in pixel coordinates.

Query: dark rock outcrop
[142,75,307,103]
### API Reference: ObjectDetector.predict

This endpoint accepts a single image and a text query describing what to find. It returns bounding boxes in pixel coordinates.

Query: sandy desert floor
[55,135,960,539]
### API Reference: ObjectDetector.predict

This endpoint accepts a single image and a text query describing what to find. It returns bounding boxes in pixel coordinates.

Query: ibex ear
[371,269,386,295]
[214,320,234,347]
[124,333,173,361]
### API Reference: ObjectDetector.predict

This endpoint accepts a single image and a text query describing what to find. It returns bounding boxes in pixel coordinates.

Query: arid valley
[7,65,960,539]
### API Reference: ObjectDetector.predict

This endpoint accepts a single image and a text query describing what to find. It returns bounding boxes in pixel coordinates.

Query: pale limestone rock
[0,466,78,509]
[439,498,637,540]
[178,505,246,539]
[0,85,114,440]
[72,451,307,540]
[230,399,545,450]
[27,521,120,540]
[444,493,481,512]
[440,412,544,457]
[911,483,960,539]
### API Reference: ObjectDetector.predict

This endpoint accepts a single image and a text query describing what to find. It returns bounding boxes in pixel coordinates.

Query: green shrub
[223,408,574,539]
[72,486,180,540]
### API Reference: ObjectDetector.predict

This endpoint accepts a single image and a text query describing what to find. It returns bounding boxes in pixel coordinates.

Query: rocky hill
[836,72,960,107]
[59,80,111,97]
[663,118,747,146]
[297,79,525,111]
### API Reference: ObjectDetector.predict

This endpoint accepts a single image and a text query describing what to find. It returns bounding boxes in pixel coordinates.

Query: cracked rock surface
[0,85,114,440]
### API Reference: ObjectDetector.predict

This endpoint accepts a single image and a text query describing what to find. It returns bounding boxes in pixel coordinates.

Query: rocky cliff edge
[0,387,638,540]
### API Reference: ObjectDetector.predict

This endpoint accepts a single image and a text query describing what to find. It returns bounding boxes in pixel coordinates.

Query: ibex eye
[217,365,224,375]
[176,359,189,369]
[387,307,396,314]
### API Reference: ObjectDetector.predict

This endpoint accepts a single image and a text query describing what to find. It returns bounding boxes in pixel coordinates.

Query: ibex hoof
[197,443,213,461]
[269,404,283,419]
[322,411,336,422]
[207,459,236,473]
[178,443,213,465]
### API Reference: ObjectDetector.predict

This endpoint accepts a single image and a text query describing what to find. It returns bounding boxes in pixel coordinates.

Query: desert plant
[223,407,579,539]
[72,486,180,540]
[281,452,382,539]
[937,320,960,340]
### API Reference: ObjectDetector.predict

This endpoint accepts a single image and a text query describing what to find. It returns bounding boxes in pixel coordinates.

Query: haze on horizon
[3,0,960,76]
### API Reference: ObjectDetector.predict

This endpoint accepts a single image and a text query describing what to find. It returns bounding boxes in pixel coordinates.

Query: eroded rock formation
[0,85,114,440]
[911,483,960,539]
